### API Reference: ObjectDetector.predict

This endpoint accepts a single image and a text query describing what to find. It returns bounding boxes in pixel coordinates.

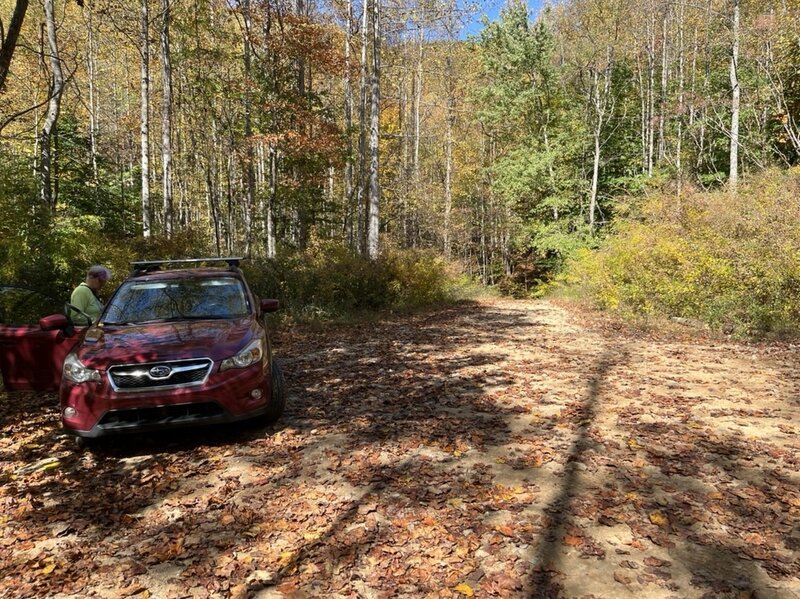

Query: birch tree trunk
[267,145,277,258]
[140,0,152,237]
[357,0,368,252]
[443,52,454,258]
[413,22,423,184]
[729,0,740,191]
[39,0,63,210]
[366,0,381,260]
[589,51,613,229]
[242,0,255,256]
[84,3,99,182]
[343,0,354,245]
[676,0,685,194]
[160,0,174,237]
[657,7,669,164]
[647,7,655,176]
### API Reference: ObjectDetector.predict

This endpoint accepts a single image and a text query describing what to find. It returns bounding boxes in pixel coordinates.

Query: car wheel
[74,436,99,451]
[261,360,286,424]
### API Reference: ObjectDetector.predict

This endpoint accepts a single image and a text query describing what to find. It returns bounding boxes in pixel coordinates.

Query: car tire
[74,436,99,451]
[261,360,286,424]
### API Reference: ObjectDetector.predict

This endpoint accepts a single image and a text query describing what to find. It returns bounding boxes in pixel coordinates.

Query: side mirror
[40,314,70,331]
[260,298,280,313]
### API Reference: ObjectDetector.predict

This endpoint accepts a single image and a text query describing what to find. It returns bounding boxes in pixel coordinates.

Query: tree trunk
[589,52,613,229]
[657,7,669,163]
[242,0,255,256]
[357,0,368,252]
[443,52,454,258]
[207,120,222,256]
[140,0,152,237]
[676,0,685,194]
[39,0,63,210]
[637,51,647,174]
[343,0,354,246]
[0,0,28,92]
[366,0,381,260]
[729,0,740,191]
[413,22,423,184]
[160,0,173,237]
[647,7,655,176]
[84,3,98,183]
[267,145,277,258]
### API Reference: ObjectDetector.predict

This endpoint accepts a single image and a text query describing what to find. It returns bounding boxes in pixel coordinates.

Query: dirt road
[1,298,799,598]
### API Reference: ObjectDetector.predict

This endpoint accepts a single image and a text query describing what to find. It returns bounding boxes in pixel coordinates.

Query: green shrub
[244,242,464,320]
[565,169,800,336]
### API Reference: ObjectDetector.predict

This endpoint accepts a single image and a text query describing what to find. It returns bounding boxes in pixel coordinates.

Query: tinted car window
[103,277,249,324]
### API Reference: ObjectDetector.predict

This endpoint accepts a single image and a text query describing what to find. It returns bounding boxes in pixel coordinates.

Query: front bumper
[60,360,272,437]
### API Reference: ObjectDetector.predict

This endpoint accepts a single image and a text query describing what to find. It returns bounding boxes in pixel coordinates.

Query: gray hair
[87,265,112,281]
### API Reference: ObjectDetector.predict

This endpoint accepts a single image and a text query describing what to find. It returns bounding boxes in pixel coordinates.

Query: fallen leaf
[454,582,475,596]
[643,556,671,567]
[614,570,632,584]
[649,511,669,527]
[230,584,248,599]
[564,535,583,546]
[220,513,235,526]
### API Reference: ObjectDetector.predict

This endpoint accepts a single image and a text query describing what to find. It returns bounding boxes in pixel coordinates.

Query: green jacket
[70,282,103,325]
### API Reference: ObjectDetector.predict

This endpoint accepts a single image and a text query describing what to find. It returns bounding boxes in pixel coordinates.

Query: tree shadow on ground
[525,349,628,598]
[2,300,798,597]
[0,301,532,595]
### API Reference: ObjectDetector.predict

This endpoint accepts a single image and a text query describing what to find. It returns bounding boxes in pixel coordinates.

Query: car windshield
[102,277,249,324]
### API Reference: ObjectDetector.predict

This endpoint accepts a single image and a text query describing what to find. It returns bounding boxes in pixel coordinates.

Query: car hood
[75,317,259,368]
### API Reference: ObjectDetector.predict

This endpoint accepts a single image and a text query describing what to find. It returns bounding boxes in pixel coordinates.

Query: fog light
[250,388,263,400]
[63,407,77,418]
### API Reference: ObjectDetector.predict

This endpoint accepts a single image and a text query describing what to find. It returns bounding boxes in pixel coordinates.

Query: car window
[103,277,249,324]
[0,286,63,325]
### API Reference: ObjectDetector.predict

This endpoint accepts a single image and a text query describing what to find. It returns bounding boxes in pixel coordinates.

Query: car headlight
[63,353,101,384]
[220,338,264,372]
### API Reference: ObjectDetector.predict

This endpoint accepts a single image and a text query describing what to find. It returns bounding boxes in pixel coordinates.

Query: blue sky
[459,0,546,39]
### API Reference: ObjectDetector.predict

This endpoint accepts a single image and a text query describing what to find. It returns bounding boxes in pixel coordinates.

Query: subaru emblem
[149,365,172,379]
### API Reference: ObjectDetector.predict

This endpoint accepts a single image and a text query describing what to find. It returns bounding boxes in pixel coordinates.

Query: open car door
[0,287,84,392]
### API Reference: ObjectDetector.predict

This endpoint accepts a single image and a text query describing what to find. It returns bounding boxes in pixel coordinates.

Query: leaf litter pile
[1,299,799,598]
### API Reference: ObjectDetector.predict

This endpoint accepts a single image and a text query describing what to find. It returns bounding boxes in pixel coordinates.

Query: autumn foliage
[566,169,800,336]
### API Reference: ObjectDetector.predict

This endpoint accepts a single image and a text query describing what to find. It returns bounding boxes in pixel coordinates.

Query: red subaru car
[0,258,285,442]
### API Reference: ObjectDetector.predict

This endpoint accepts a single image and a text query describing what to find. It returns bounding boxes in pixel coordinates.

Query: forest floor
[1,298,799,599]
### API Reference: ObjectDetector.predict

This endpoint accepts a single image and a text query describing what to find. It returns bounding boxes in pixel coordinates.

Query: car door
[0,286,83,392]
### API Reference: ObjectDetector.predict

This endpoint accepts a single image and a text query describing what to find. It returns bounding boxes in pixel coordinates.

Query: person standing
[70,265,111,324]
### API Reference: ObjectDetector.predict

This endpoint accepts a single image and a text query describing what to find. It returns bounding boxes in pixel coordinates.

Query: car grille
[108,359,212,391]
[97,402,226,429]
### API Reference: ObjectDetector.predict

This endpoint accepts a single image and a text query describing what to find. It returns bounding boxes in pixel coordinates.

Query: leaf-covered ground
[1,299,799,598]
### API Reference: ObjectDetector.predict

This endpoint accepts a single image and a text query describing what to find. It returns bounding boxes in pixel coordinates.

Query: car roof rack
[130,257,244,276]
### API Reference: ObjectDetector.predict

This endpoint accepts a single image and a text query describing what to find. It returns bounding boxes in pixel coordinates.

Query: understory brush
[244,242,473,321]
[565,170,800,337]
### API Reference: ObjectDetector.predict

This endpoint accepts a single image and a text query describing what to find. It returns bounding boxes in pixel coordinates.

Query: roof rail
[130,257,244,276]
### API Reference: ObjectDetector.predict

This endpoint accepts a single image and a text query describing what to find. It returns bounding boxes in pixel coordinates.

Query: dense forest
[1,0,799,332]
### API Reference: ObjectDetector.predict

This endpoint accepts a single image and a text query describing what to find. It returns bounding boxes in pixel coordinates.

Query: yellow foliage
[565,170,800,336]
